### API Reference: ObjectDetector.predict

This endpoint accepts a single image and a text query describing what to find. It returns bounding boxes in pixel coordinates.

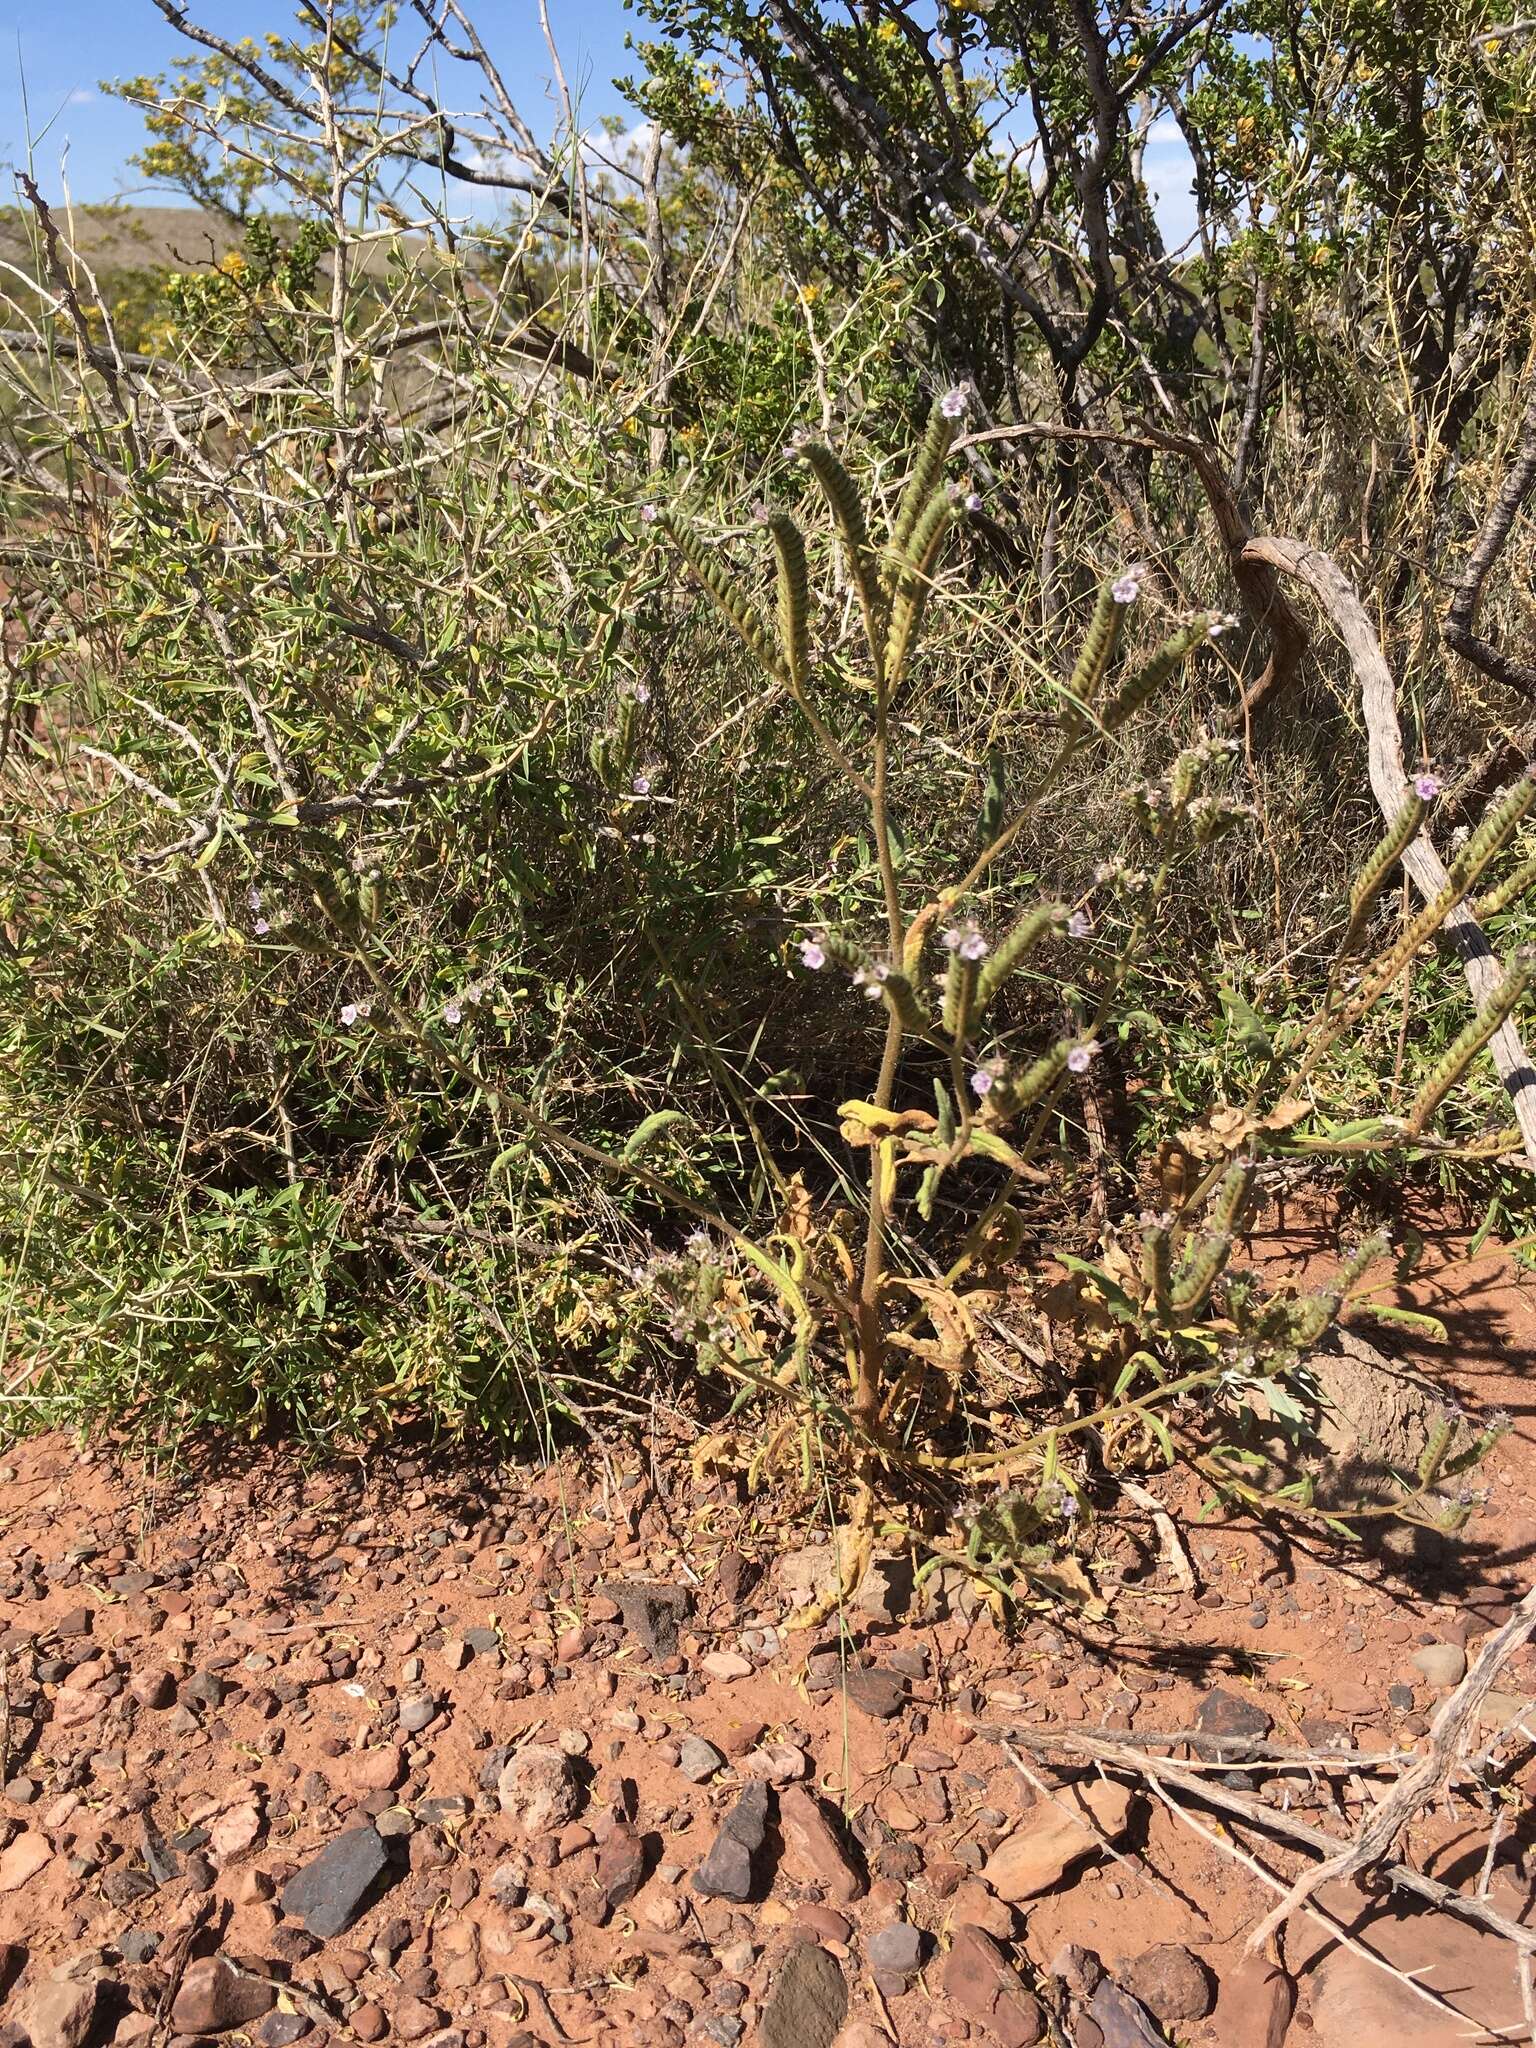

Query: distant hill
[0,203,432,282]
[0,204,251,277]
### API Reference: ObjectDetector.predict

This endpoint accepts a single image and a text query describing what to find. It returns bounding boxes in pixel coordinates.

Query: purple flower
[964,491,983,513]
[340,1003,359,1027]
[628,681,651,703]
[1111,572,1142,605]
[942,921,987,958]
[1067,910,1092,939]
[246,885,262,911]
[252,917,270,937]
[800,937,827,970]
[939,385,968,419]
[1066,1040,1100,1074]
[639,503,660,525]
[443,1000,463,1026]
[970,1068,995,1098]
[632,774,652,796]
[1414,773,1441,801]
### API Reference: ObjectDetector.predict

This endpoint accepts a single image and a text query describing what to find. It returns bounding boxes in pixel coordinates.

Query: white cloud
[67,88,95,106]
[580,118,655,181]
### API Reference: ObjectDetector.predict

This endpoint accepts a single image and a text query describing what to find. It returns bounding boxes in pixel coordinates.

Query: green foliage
[0,0,1529,1591]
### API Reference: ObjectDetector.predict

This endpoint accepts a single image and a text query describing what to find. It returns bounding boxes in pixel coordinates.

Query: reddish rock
[351,2004,388,2042]
[778,1786,865,1904]
[949,1878,1014,1939]
[351,1746,405,1793]
[1116,1945,1213,2024]
[497,1746,579,1835]
[981,1781,1135,1902]
[24,1971,102,2048]
[170,1956,276,2035]
[842,1668,907,1720]
[0,1834,52,1893]
[942,1925,1044,2047]
[794,1905,852,1945]
[1210,1957,1292,2048]
[591,1822,647,1918]
[209,1800,264,1861]
[393,2000,444,2043]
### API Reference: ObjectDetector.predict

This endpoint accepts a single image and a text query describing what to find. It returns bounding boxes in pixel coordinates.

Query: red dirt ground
[1,1212,1533,2047]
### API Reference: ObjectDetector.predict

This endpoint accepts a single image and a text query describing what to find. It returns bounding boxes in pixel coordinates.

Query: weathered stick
[982,1707,1536,1955]
[1244,535,1536,1164]
[1243,1580,1536,1949]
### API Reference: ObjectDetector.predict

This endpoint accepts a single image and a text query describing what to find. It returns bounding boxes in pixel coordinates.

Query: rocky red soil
[1,1221,1534,2048]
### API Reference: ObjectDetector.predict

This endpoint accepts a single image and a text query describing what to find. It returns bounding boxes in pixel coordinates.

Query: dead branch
[1244,534,1536,1164]
[1443,384,1536,700]
[982,1712,1536,1956]
[960,419,1309,708]
[1244,1580,1536,1949]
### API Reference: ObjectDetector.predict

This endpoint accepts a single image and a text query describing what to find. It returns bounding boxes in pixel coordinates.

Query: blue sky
[0,0,639,203]
[0,0,1197,245]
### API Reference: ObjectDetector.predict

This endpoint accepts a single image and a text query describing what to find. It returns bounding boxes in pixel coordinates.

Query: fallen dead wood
[981,1687,1536,1956]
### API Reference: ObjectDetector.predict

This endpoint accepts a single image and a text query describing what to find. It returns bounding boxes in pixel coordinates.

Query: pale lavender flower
[1067,1040,1100,1074]
[632,774,652,796]
[443,1000,463,1026]
[853,962,891,999]
[1067,909,1092,939]
[340,1003,360,1027]
[1112,572,1142,604]
[253,917,270,937]
[942,921,987,958]
[639,503,660,525]
[970,1068,995,1098]
[939,385,968,419]
[246,885,262,911]
[800,937,827,970]
[1414,772,1441,801]
[964,491,983,513]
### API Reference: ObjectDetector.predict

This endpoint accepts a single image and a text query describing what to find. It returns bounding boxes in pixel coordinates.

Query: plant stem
[854,676,908,1439]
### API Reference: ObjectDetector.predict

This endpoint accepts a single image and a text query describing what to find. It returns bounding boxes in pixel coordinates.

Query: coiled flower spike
[1339,788,1428,958]
[1404,951,1536,1135]
[1100,614,1218,736]
[1058,571,1142,732]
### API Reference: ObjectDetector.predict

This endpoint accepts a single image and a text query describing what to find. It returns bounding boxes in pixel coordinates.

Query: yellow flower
[798,283,821,305]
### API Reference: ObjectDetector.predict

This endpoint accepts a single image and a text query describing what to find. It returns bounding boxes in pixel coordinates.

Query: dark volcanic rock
[603,1581,692,1662]
[280,1825,390,1938]
[690,1781,769,1902]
